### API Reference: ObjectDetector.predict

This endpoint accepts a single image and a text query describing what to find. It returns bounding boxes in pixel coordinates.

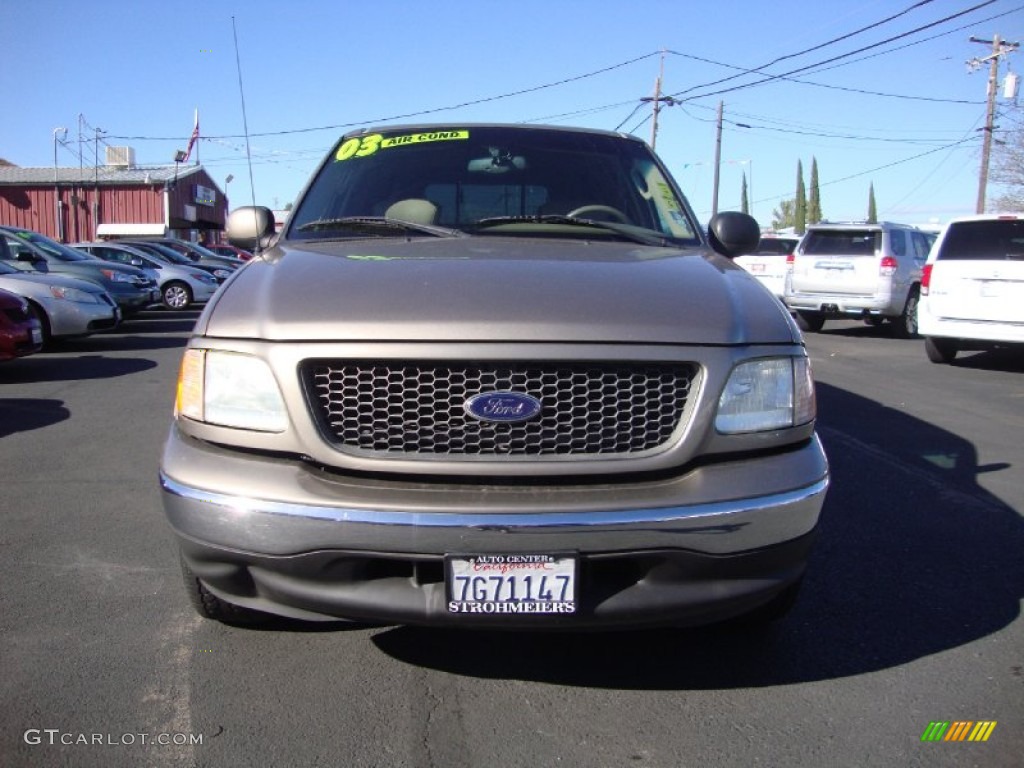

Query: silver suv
[159,124,829,630]
[784,221,931,337]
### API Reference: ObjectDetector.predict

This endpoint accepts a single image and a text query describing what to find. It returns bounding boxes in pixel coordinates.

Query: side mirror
[707,212,761,259]
[15,249,42,263]
[130,258,145,267]
[227,206,276,252]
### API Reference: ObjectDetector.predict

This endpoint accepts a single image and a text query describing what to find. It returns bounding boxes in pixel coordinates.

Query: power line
[106,52,662,142]
[673,0,939,97]
[667,0,999,102]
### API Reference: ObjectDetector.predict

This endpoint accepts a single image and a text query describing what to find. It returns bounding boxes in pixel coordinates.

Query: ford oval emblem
[464,391,542,423]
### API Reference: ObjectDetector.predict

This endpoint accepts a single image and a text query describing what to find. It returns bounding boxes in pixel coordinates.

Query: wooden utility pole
[650,54,664,149]
[711,101,723,217]
[969,34,1019,213]
[642,51,675,150]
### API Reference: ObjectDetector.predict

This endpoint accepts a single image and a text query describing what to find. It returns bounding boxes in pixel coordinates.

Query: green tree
[867,183,877,223]
[992,123,1024,211]
[794,160,807,234]
[771,198,796,231]
[740,173,749,215]
[808,157,822,224]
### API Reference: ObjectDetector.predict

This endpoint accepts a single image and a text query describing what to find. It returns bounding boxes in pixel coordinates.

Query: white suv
[784,221,931,337]
[919,214,1024,364]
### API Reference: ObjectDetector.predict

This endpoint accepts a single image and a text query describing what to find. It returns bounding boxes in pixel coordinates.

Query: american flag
[182,110,199,163]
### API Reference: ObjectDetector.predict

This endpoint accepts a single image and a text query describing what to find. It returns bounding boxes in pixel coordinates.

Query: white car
[918,213,1024,363]
[734,234,800,300]
[0,260,120,346]
[73,242,219,310]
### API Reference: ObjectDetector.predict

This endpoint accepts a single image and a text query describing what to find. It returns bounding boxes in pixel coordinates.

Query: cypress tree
[867,183,877,223]
[808,157,822,224]
[741,173,749,215]
[795,160,806,234]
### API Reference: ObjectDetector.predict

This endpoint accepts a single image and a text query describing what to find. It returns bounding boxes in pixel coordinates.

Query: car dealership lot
[1,315,1021,767]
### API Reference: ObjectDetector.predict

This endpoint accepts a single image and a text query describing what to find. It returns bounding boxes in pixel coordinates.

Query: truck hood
[200,237,797,345]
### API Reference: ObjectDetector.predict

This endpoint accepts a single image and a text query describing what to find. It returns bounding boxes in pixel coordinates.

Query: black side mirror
[15,249,42,263]
[707,212,761,259]
[227,206,276,252]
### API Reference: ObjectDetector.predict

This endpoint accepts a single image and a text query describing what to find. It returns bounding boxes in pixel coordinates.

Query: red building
[0,151,227,243]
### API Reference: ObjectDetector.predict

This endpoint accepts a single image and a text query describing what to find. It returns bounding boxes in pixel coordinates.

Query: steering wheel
[566,205,630,224]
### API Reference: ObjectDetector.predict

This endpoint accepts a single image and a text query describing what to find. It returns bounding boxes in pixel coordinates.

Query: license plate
[750,263,766,273]
[980,281,1002,298]
[446,554,576,615]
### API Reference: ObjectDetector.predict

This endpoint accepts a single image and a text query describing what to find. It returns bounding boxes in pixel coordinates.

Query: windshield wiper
[471,215,672,247]
[296,216,464,239]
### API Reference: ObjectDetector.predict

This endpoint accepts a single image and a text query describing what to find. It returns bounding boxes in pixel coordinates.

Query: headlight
[176,349,288,432]
[49,286,101,304]
[715,356,815,434]
[100,269,135,283]
[212,269,231,279]
[190,271,217,284]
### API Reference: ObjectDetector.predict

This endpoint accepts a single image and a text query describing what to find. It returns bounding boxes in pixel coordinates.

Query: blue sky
[3,0,1022,228]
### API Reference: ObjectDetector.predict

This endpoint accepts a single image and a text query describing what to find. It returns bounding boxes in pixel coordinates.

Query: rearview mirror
[227,206,276,252]
[707,212,760,259]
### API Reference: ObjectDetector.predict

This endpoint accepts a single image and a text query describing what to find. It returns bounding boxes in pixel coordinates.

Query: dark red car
[204,243,253,261]
[0,287,43,361]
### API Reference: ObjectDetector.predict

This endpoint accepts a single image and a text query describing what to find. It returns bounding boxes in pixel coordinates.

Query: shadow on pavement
[0,398,71,437]
[0,354,157,383]
[366,381,1023,689]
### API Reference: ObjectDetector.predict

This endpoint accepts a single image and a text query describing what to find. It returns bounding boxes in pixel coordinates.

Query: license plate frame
[445,553,577,616]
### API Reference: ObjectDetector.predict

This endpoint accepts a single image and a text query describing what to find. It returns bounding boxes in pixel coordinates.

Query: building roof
[0,164,208,186]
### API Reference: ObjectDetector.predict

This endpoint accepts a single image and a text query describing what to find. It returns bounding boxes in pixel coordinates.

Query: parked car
[918,213,1024,363]
[783,220,931,337]
[161,123,829,630]
[122,237,244,270]
[0,226,159,315]
[204,243,253,261]
[0,286,43,360]
[0,260,119,345]
[734,233,800,300]
[73,241,219,310]
[116,240,235,284]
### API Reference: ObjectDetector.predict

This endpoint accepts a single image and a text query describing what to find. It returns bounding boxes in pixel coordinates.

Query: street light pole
[53,127,67,242]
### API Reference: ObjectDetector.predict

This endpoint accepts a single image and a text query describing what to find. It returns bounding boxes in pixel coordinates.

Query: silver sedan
[0,261,120,345]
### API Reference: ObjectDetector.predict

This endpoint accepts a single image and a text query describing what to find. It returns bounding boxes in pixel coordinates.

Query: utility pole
[641,50,675,150]
[969,34,1019,213]
[711,101,724,217]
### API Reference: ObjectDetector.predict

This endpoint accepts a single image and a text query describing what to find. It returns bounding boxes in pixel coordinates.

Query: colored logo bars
[921,721,997,742]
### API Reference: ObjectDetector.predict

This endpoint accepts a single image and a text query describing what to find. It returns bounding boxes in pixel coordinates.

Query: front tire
[162,281,193,310]
[26,302,52,348]
[180,555,268,625]
[924,336,958,364]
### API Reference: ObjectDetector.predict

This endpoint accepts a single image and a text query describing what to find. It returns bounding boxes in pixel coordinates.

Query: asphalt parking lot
[1,311,1021,768]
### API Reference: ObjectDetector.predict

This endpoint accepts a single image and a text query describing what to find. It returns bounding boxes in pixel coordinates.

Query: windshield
[13,229,93,261]
[939,219,1024,260]
[124,241,190,265]
[802,229,880,256]
[288,126,701,243]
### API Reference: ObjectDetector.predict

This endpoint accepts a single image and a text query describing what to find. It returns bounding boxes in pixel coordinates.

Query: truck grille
[303,361,696,457]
